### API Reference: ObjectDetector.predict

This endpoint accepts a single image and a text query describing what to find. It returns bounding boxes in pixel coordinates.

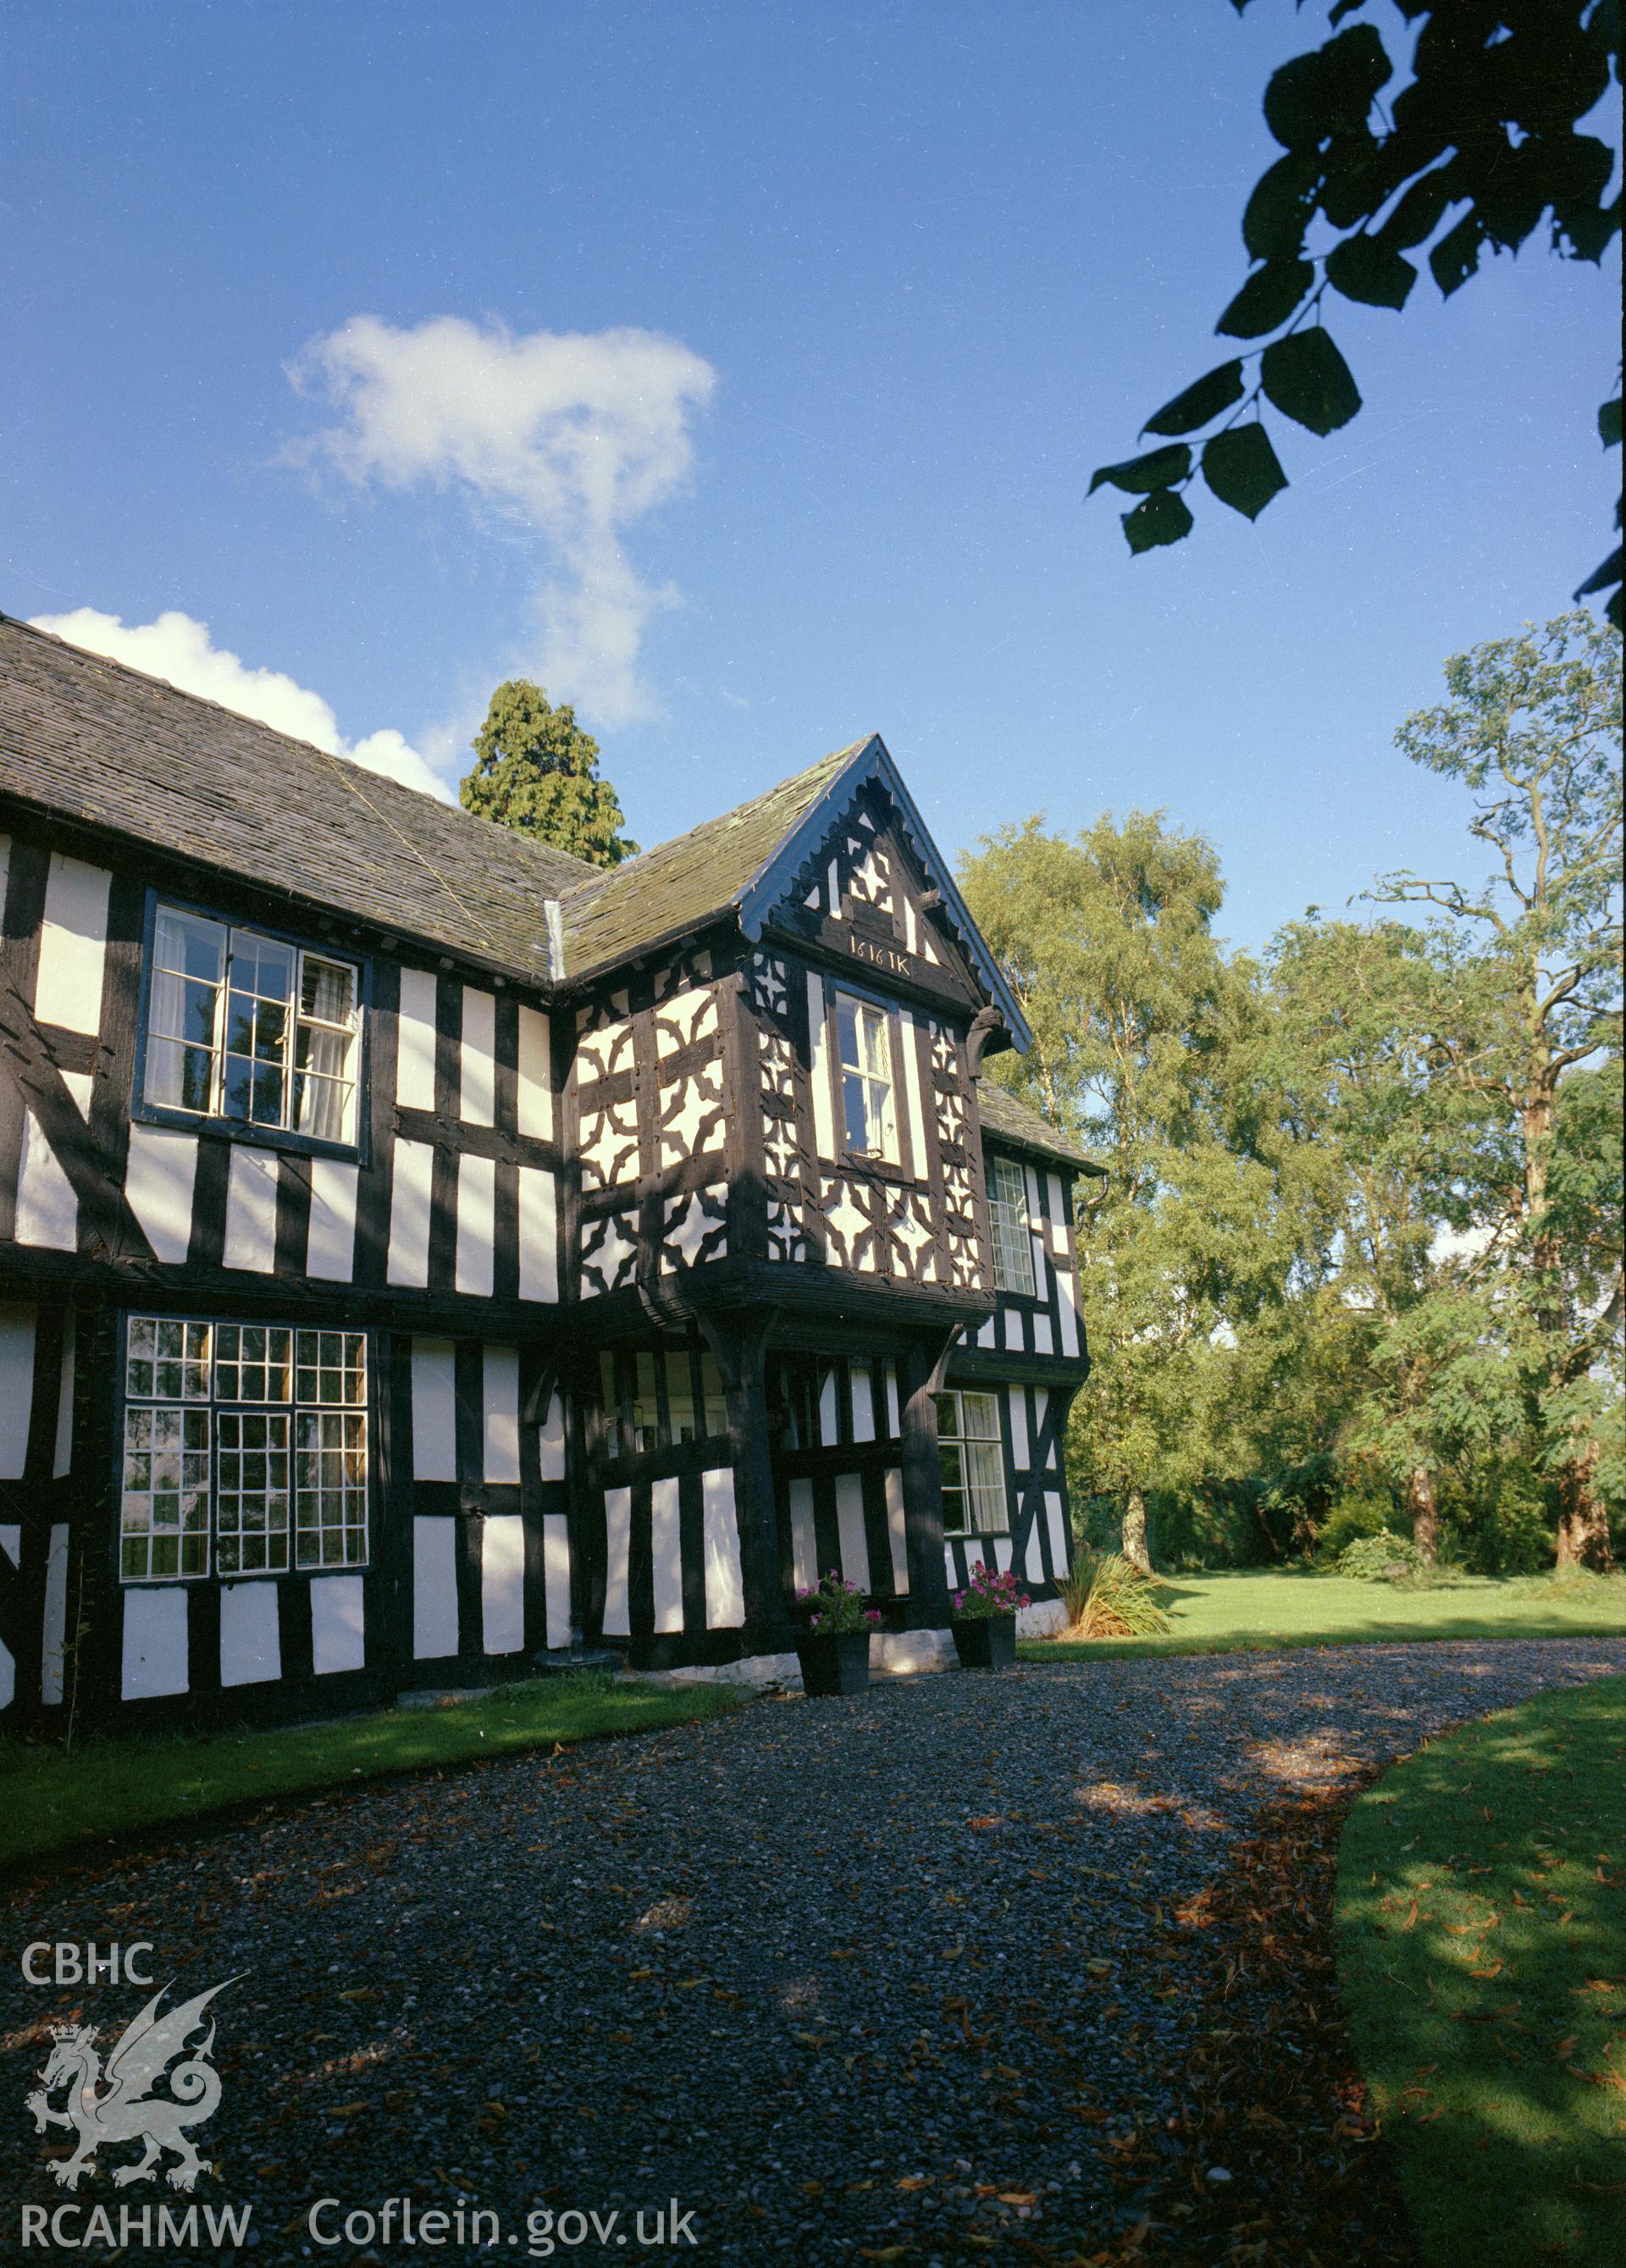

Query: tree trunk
[1556,1437,1616,1573]
[1121,1491,1153,1575]
[1407,1465,1439,1566]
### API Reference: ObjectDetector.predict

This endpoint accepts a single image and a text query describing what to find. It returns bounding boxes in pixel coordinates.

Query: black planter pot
[796,1629,871,1696]
[952,1615,1018,1671]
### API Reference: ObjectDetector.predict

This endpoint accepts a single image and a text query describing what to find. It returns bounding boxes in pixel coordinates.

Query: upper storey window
[145,904,362,1146]
[987,1153,1036,1296]
[835,992,898,1163]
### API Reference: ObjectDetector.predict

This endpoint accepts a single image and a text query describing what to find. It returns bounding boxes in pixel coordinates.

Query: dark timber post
[900,1326,959,1624]
[695,1305,793,1656]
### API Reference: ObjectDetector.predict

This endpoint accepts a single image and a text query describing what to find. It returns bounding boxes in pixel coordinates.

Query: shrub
[1057,1550,1172,1636]
[1336,1532,1433,1582]
[1316,1491,1404,1564]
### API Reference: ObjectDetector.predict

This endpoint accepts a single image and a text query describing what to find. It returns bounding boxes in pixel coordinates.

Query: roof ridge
[0,610,600,882]
[554,737,870,914]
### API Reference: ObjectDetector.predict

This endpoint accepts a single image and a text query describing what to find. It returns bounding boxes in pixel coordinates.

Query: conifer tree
[461,680,638,868]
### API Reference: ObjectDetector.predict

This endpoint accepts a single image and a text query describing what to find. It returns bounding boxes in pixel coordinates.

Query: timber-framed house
[0,615,1099,1730]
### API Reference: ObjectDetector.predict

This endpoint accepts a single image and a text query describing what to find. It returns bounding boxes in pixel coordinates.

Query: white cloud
[27,607,452,802]
[287,314,717,727]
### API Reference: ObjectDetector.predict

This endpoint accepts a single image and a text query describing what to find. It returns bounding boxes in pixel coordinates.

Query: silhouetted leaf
[1123,490,1194,555]
[1430,211,1487,296]
[1260,329,1362,434]
[1600,397,1622,449]
[1089,444,1192,496]
[1375,165,1459,251]
[1326,234,1417,309]
[1202,424,1289,519]
[1243,152,1324,261]
[1218,258,1315,339]
[1264,25,1393,150]
[1143,362,1246,438]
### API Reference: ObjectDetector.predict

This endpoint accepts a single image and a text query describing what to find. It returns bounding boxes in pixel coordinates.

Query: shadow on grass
[1336,1678,1626,2268]
[0,1672,746,1877]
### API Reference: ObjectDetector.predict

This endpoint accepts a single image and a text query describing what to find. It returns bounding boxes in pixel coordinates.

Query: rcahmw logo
[25,1972,241,2193]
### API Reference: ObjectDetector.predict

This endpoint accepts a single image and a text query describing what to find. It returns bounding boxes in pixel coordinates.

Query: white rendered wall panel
[412,1516,459,1658]
[15,1116,77,1250]
[223,1148,279,1273]
[387,1139,434,1286]
[52,1310,75,1478]
[396,968,439,1109]
[701,1468,744,1629]
[807,973,835,1158]
[124,1126,198,1264]
[410,1339,458,1481]
[34,855,110,1036]
[538,1391,566,1481]
[818,1366,840,1447]
[850,1364,876,1443]
[306,1159,359,1281]
[517,1005,553,1138]
[41,1523,70,1704]
[482,1514,526,1654]
[455,1153,496,1297]
[884,1468,909,1593]
[517,1167,559,1303]
[120,1583,187,1701]
[220,1582,280,1686]
[788,1477,816,1594]
[311,1575,367,1674]
[0,1307,36,1479]
[835,1473,871,1592]
[651,1475,683,1634]
[899,1013,929,1180]
[1045,1491,1069,1576]
[603,1486,632,1636]
[458,987,496,1126]
[1007,1385,1031,1472]
[542,1513,571,1649]
[482,1346,521,1482]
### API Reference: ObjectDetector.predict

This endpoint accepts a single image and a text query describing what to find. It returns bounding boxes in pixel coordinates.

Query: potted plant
[949,1562,1029,1669]
[794,1571,880,1696]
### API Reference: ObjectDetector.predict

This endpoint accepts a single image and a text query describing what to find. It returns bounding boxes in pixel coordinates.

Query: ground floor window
[935,1388,1008,1535]
[120,1314,369,1581]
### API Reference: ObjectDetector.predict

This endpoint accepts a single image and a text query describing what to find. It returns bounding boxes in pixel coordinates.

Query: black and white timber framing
[0,614,1102,1729]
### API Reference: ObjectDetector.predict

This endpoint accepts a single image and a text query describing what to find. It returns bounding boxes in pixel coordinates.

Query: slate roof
[976,1079,1106,1176]
[556,739,869,976]
[0,617,1043,1060]
[0,613,595,983]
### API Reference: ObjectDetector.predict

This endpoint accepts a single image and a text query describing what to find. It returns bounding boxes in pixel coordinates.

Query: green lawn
[1336,1678,1626,2268]
[0,1673,743,1873]
[1020,1566,1626,1660]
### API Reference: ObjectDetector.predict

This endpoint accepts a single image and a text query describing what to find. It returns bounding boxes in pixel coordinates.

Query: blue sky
[4,1,1618,953]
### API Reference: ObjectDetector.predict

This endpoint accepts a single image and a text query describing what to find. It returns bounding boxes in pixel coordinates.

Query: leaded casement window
[119,1315,369,1582]
[144,904,362,1145]
[935,1388,1009,1535]
[598,1342,727,1459]
[987,1153,1037,1297]
[834,992,899,1162]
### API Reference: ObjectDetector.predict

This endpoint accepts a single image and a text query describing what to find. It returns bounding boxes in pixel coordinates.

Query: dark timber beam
[692,1303,794,1652]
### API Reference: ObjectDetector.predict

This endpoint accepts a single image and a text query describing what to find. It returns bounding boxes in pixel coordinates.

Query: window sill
[130,1102,365,1167]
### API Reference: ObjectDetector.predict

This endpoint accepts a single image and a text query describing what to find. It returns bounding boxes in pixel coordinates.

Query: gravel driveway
[4,1637,1622,2266]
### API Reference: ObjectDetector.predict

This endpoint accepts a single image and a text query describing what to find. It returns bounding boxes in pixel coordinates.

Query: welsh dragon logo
[26,1976,237,2192]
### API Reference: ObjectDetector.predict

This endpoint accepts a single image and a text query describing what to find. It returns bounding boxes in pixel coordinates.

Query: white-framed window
[935,1389,1009,1535]
[119,1314,369,1582]
[145,905,362,1145]
[987,1154,1037,1296]
[834,991,899,1162]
